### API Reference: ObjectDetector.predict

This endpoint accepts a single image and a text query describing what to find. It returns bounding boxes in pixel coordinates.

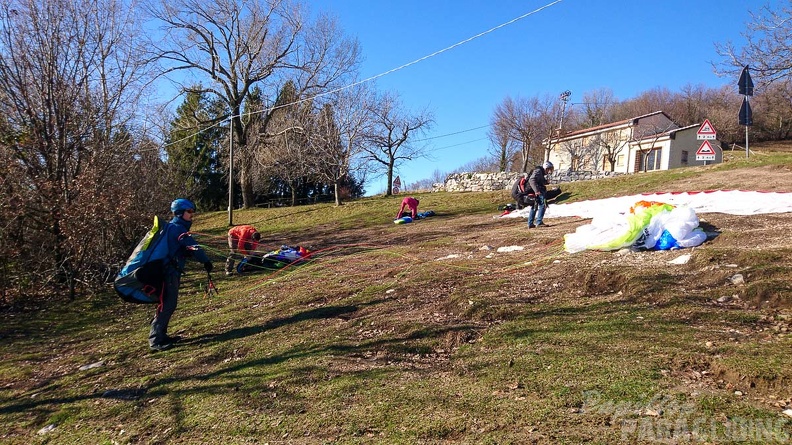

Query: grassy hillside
[2,148,792,444]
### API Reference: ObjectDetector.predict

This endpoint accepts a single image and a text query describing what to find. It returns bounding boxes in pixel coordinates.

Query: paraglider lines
[187,232,572,304]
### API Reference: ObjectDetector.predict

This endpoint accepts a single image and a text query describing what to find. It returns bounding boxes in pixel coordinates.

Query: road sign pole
[738,66,753,159]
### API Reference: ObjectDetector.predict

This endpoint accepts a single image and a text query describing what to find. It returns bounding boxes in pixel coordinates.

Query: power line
[159,0,563,150]
[433,137,489,151]
[414,124,491,142]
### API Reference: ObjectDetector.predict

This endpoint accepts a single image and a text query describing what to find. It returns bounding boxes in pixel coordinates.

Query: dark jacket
[166,216,211,275]
[528,166,549,195]
[511,176,528,200]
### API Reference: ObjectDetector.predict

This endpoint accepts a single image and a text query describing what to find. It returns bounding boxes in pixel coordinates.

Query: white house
[547,111,723,173]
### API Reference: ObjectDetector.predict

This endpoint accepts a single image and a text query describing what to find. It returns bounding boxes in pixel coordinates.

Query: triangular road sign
[696,140,716,155]
[696,119,717,140]
[695,140,717,161]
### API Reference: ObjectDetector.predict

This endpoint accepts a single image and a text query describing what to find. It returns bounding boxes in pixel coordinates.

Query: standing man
[226,224,261,275]
[396,196,420,220]
[527,161,557,228]
[150,199,213,351]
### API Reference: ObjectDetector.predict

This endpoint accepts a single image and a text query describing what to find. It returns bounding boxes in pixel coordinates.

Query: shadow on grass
[0,308,475,422]
[550,192,573,204]
[0,298,385,415]
[184,303,362,345]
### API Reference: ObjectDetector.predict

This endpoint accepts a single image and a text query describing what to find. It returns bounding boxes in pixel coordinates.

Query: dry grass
[2,146,792,444]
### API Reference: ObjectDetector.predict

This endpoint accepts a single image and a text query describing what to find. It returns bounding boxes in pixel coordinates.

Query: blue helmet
[170,198,196,215]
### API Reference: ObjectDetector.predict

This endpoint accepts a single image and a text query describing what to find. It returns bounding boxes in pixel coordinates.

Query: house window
[638,149,662,171]
[571,155,580,170]
[616,155,624,168]
[681,150,688,165]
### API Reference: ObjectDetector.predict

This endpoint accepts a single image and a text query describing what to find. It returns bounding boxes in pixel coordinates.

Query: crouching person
[396,196,420,220]
[511,173,533,210]
[226,224,261,275]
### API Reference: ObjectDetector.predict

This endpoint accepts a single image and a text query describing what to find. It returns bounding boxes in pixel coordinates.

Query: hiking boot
[536,222,549,227]
[149,342,172,352]
[528,224,536,229]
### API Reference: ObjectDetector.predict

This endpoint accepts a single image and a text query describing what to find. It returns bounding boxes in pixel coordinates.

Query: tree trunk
[230,109,256,209]
[386,162,394,196]
[334,181,342,206]
[240,166,255,209]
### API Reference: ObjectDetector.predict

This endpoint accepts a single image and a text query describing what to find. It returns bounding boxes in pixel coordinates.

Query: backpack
[519,176,528,193]
[114,216,174,304]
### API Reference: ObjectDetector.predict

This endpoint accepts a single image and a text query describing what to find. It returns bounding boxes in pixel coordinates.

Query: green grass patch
[3,149,792,443]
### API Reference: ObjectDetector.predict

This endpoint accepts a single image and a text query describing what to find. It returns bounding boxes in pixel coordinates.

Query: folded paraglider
[563,201,707,254]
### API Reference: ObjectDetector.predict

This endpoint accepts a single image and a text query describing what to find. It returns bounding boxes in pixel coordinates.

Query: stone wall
[434,170,625,192]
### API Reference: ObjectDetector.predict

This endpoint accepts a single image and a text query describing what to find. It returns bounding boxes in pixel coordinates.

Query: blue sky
[310,0,757,194]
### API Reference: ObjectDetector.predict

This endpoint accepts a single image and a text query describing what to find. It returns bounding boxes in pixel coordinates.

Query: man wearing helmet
[149,198,213,351]
[526,161,560,228]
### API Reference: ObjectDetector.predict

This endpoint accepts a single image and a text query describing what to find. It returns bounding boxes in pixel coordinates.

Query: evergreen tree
[165,89,227,210]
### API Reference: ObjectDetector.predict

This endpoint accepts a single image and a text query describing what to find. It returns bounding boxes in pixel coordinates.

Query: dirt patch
[578,269,627,296]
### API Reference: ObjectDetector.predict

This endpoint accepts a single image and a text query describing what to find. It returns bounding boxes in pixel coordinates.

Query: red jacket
[228,225,259,255]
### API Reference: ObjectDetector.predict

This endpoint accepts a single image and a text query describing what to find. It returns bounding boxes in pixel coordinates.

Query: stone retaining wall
[434,170,625,192]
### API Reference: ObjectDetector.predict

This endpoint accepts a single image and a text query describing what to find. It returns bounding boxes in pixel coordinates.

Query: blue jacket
[165,216,211,275]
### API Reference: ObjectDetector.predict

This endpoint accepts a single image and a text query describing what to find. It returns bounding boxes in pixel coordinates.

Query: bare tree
[558,141,591,171]
[714,1,792,85]
[310,83,374,205]
[491,95,555,173]
[703,85,743,146]
[0,0,153,300]
[405,168,449,192]
[363,92,434,196]
[148,0,361,208]
[631,120,679,172]
[751,81,792,140]
[592,131,628,172]
[674,84,709,126]
[616,87,677,121]
[543,93,575,163]
[487,115,515,172]
[580,88,618,128]
[253,82,315,206]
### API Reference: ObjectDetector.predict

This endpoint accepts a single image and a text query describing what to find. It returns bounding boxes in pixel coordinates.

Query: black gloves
[204,262,213,273]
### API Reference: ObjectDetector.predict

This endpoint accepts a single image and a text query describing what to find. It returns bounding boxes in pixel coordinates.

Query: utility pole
[228,119,234,226]
[550,90,572,162]
[558,90,571,134]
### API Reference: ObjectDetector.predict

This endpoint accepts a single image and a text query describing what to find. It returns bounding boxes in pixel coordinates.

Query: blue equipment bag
[114,216,173,304]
